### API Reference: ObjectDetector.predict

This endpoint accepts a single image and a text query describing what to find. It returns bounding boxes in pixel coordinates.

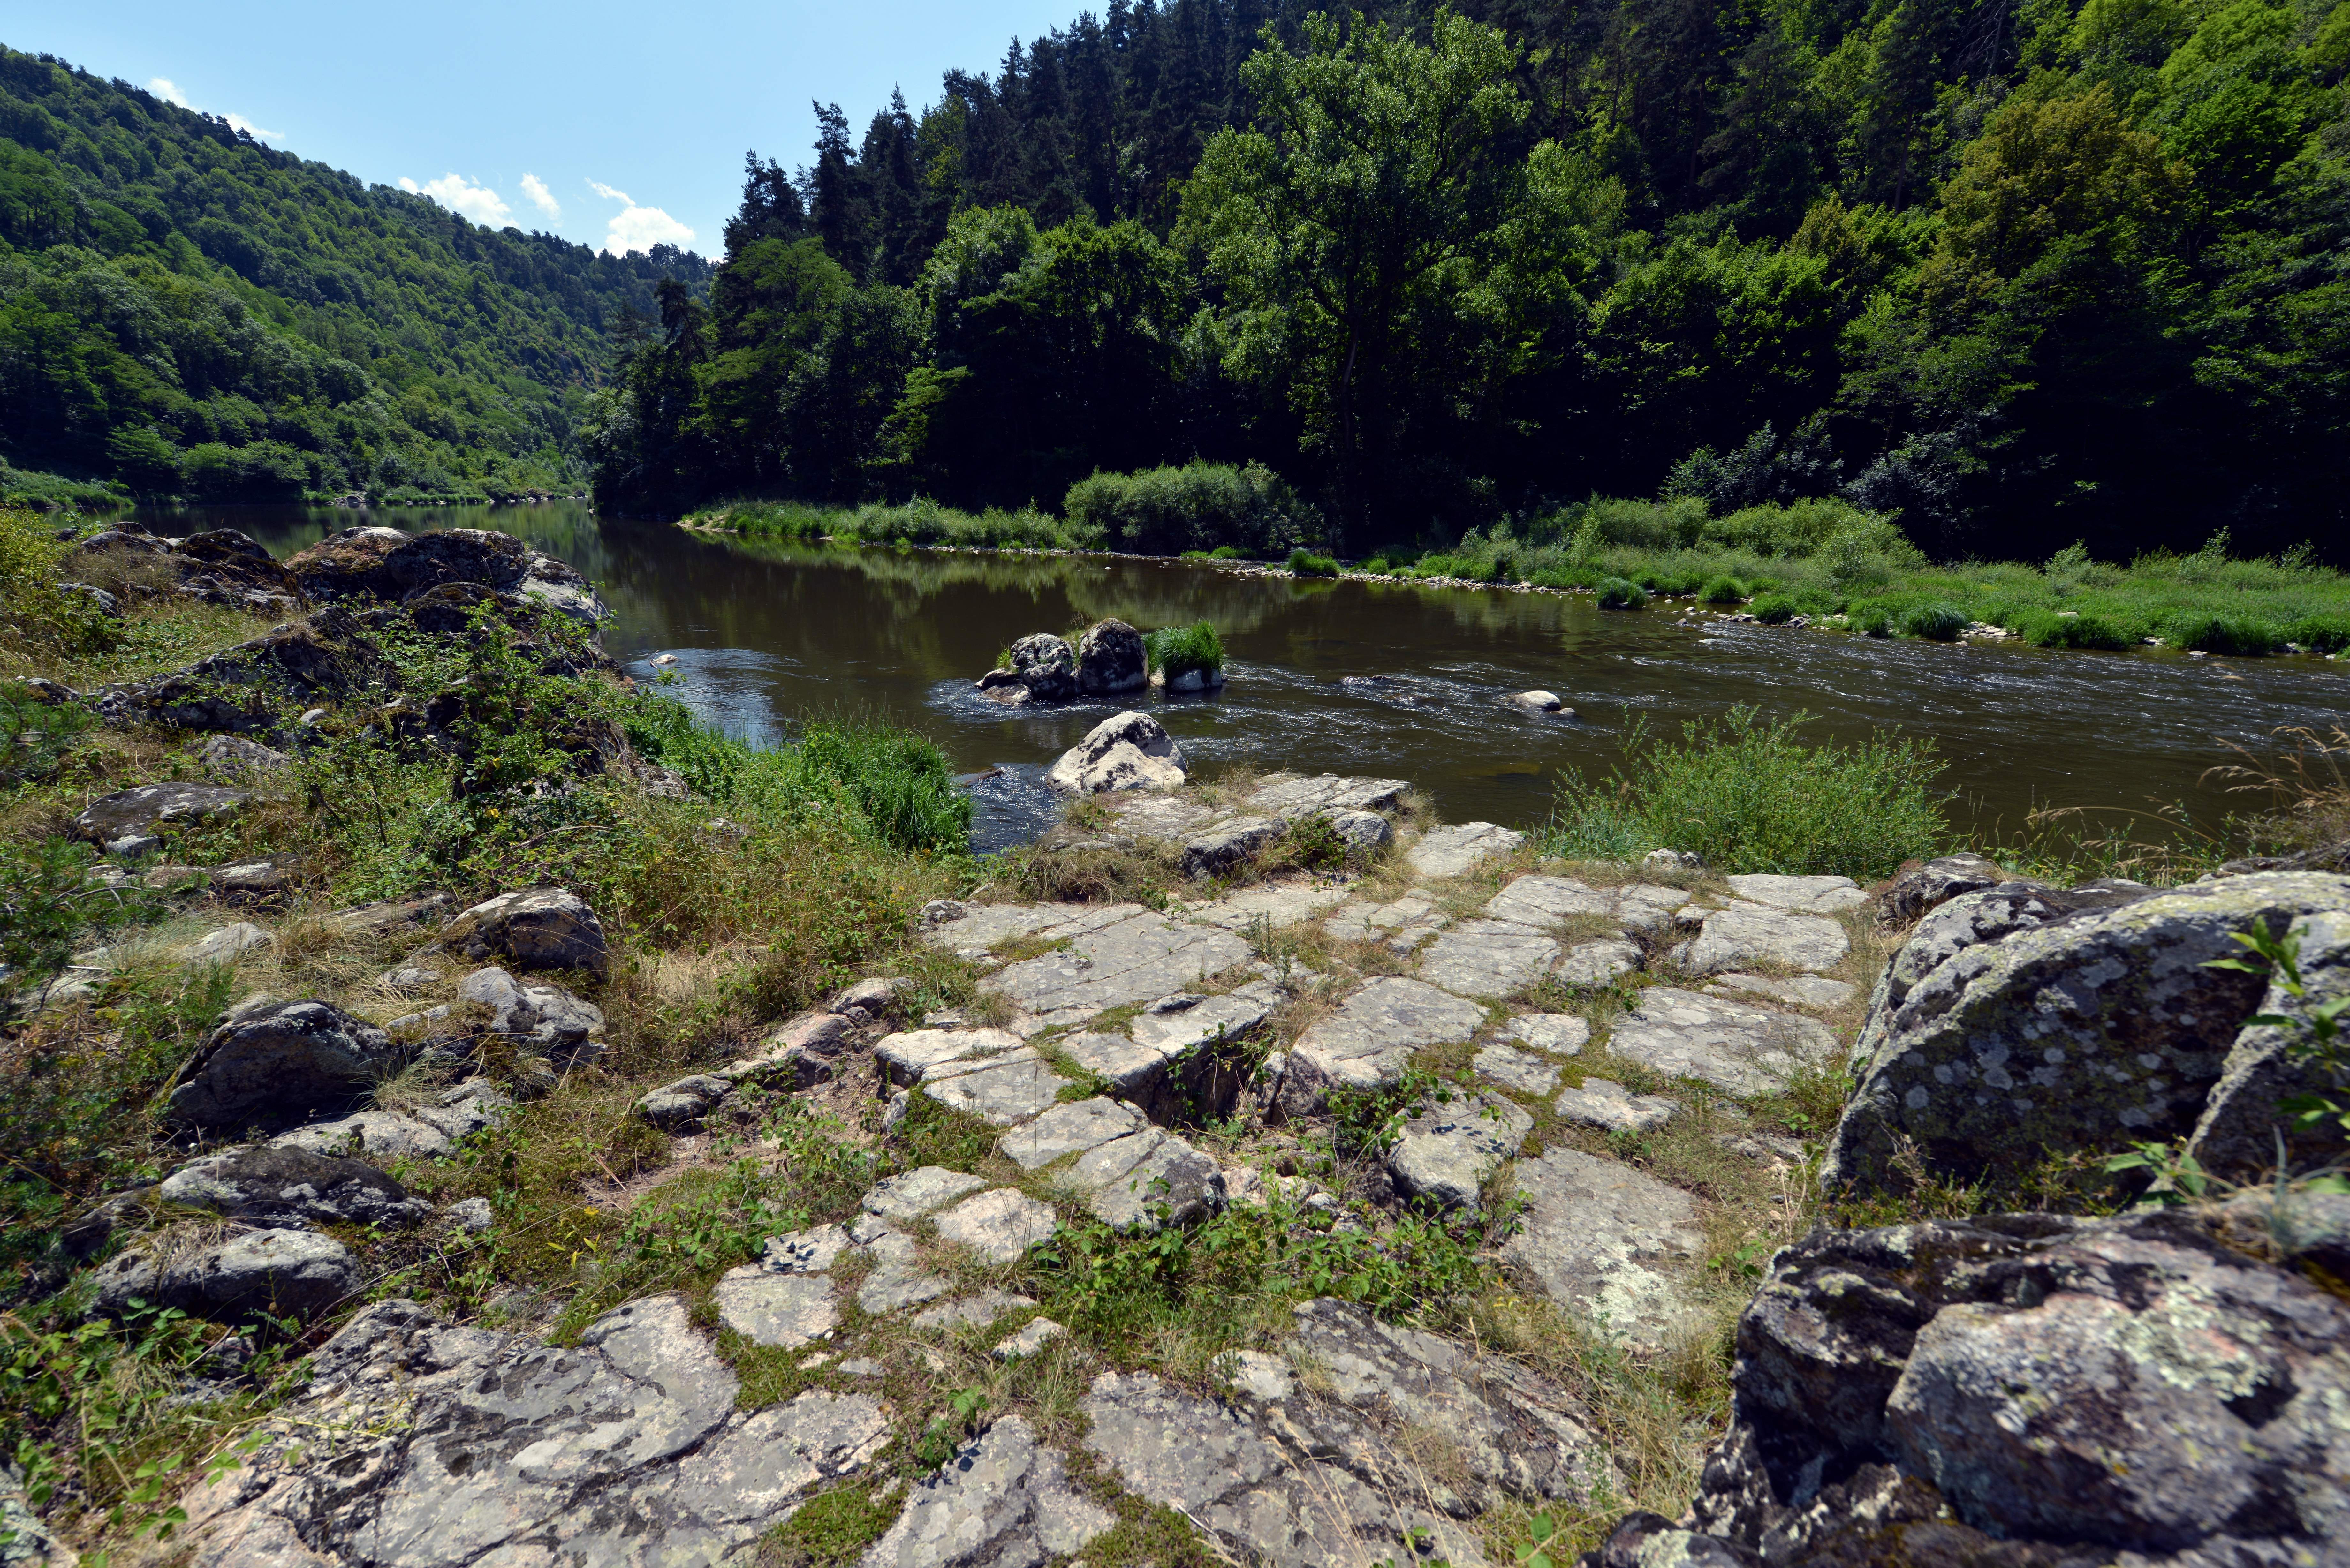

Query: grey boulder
[1076,618,1147,695]
[71,782,250,844]
[1385,1093,1533,1212]
[439,886,609,976]
[634,1074,735,1132]
[1179,816,1281,878]
[158,1145,431,1228]
[860,1414,1111,1568]
[1045,710,1186,794]
[458,964,605,1056]
[89,1226,360,1323]
[164,1001,403,1130]
[2187,905,2350,1180]
[1004,632,1077,701]
[1877,852,2003,926]
[1504,1149,1702,1347]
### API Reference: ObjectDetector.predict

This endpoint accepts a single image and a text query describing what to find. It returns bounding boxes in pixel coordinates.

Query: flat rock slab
[1475,1043,1563,1095]
[1416,920,1560,998]
[862,1415,1110,1568]
[1505,1013,1592,1055]
[761,1223,853,1274]
[1323,891,1448,950]
[1710,971,1856,1009]
[982,911,1254,1027]
[1179,817,1282,879]
[1487,875,1685,934]
[1287,978,1486,1101]
[918,900,1147,955]
[1556,938,1643,987]
[875,1027,1023,1086]
[993,1318,1067,1360]
[1100,793,1220,838]
[858,1233,955,1314]
[713,1268,838,1348]
[1606,987,1841,1097]
[1247,774,1410,818]
[1055,1031,1171,1098]
[1000,1097,1143,1169]
[1555,1077,1679,1134]
[863,1166,991,1221]
[1182,880,1357,931]
[1071,1128,1224,1229]
[1407,821,1525,878]
[1725,873,1866,914]
[1387,1094,1534,1211]
[920,1048,1073,1125]
[1129,981,1279,1054]
[1672,900,1850,975]
[909,1288,1037,1333]
[933,1188,1059,1262]
[1505,1148,1702,1347]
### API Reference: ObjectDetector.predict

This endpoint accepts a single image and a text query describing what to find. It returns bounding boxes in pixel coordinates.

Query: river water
[139,500,2348,856]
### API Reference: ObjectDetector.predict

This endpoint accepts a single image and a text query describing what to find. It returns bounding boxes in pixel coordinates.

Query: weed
[1287,549,1340,577]
[1595,577,1648,611]
[762,1478,905,1565]
[1144,620,1226,678]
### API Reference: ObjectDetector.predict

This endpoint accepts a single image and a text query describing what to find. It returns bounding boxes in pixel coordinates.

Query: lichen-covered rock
[1605,988,1841,1098]
[934,1187,1059,1262]
[98,607,393,733]
[439,886,609,976]
[1180,816,1281,878]
[1283,977,1485,1110]
[2186,906,2350,1180]
[1075,618,1147,695]
[164,1001,403,1129]
[158,1145,431,1228]
[1670,900,1849,975]
[1045,710,1186,794]
[1005,632,1078,701]
[1877,852,2003,927]
[1673,1207,2350,1565]
[1385,1093,1532,1212]
[70,782,251,844]
[1406,821,1524,878]
[861,1414,1111,1568]
[1824,871,2350,1194]
[89,1226,360,1323]
[457,964,605,1054]
[1504,1149,1702,1347]
[270,1077,510,1160]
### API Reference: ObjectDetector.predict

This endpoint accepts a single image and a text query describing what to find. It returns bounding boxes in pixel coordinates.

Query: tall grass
[1142,621,1225,678]
[1542,706,1950,878]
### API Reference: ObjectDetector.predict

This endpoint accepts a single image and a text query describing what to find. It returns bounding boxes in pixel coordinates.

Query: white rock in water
[1047,711,1186,794]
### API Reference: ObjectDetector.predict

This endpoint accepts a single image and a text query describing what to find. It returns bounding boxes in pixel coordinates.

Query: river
[136,500,2348,856]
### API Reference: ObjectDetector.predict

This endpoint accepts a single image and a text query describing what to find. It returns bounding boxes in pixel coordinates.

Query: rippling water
[143,500,2349,855]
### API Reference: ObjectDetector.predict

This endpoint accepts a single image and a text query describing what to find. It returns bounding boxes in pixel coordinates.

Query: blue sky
[0,0,1083,258]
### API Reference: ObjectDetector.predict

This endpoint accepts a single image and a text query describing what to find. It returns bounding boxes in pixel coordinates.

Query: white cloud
[147,76,283,140]
[400,172,513,227]
[520,173,560,217]
[586,177,695,254]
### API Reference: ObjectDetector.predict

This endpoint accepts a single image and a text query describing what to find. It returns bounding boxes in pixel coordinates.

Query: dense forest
[0,47,710,503]
[592,0,2350,560]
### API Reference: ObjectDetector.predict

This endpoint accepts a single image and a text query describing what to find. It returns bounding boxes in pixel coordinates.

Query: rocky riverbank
[4,516,2345,1568]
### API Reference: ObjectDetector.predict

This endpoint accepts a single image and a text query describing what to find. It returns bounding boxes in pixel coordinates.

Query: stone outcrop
[1825,871,2350,1194]
[1282,977,1484,1109]
[1607,987,1842,1098]
[98,605,395,733]
[457,964,606,1056]
[1045,710,1186,794]
[863,1415,1112,1568]
[157,1145,430,1229]
[1505,1149,1703,1346]
[2187,904,2350,1180]
[285,525,607,622]
[1386,1092,1533,1211]
[1877,851,2003,926]
[1076,618,1148,695]
[1617,1206,2350,1566]
[164,1000,404,1130]
[438,886,610,976]
[89,1226,360,1323]
[69,524,302,613]
[70,782,251,845]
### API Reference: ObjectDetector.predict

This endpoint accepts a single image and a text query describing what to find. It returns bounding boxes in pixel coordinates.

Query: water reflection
[140,500,2348,841]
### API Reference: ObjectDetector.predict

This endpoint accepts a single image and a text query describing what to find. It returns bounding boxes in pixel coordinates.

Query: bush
[1542,706,1949,878]
[1596,577,1649,610]
[1900,601,1968,640]
[1145,620,1225,678]
[2013,610,2132,650]
[1749,593,1800,623]
[2284,614,2350,653]
[1287,549,1339,577]
[1063,461,1320,556]
[1700,575,1749,605]
[2164,613,2286,657]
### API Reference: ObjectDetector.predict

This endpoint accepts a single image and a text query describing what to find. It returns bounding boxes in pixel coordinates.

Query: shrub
[1145,620,1225,678]
[1749,593,1800,623]
[1846,599,1895,636]
[1209,544,1246,560]
[1700,575,1749,605]
[2285,614,2350,653]
[1900,601,1968,640]
[1411,554,1461,578]
[2164,613,2286,657]
[1062,461,1319,556]
[1542,706,1949,878]
[2013,610,2133,650]
[1596,577,1649,610]
[1287,549,1339,577]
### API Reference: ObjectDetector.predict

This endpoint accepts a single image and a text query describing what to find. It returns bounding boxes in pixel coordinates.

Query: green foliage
[1286,549,1340,577]
[1064,462,1319,556]
[2205,921,2350,1145]
[1900,601,1969,640]
[1748,593,1801,623]
[0,838,150,998]
[0,687,94,785]
[1543,706,1951,878]
[1143,621,1225,678]
[766,1480,905,1565]
[1595,577,1649,610]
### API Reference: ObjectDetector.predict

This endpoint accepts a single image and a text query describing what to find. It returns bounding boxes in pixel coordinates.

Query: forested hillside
[594,0,2350,560]
[0,47,709,503]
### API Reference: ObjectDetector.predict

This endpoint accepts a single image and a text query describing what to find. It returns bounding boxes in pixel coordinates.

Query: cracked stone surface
[762,1223,853,1274]
[934,1188,1059,1263]
[1406,821,1525,878]
[1129,980,1279,1053]
[920,1048,1073,1125]
[1709,971,1856,1009]
[1606,987,1844,1097]
[1505,1149,1702,1346]
[918,901,1146,957]
[1505,1014,1591,1054]
[876,1027,1024,1086]
[999,1097,1142,1169]
[1099,793,1219,838]
[864,1166,992,1221]
[1553,938,1643,987]
[1070,1127,1225,1229]
[1416,920,1562,998]
[1247,774,1410,818]
[1485,875,1686,934]
[1672,900,1850,975]
[861,1414,1112,1568]
[1285,978,1486,1105]
[1725,873,1867,914]
[1323,891,1449,951]
[859,1233,955,1314]
[908,1288,1038,1333]
[1181,880,1357,931]
[713,1268,838,1348]
[1474,1043,1563,1095]
[1386,1094,1534,1211]
[981,910,1253,1026]
[1554,1078,1680,1134]
[166,1295,891,1568]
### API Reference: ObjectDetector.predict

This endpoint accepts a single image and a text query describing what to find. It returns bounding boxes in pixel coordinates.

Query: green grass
[1286,549,1339,577]
[1596,577,1649,610]
[1142,620,1225,678]
[1541,705,1950,878]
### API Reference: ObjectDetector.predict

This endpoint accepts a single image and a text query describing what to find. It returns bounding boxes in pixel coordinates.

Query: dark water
[139,500,2350,854]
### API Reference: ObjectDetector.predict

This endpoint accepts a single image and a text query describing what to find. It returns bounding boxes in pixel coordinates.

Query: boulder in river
[1076,618,1147,695]
[1046,710,1186,794]
[995,632,1078,703]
